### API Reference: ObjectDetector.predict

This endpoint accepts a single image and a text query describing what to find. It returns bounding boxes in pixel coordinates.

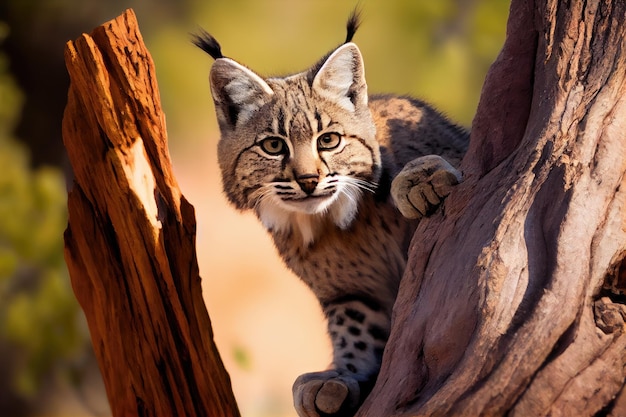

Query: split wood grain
[62,9,240,417]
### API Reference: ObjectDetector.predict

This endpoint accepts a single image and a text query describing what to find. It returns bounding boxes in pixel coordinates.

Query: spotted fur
[197,16,468,417]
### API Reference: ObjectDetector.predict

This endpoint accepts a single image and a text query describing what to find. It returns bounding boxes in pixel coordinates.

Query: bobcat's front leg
[391,155,462,219]
[293,300,389,417]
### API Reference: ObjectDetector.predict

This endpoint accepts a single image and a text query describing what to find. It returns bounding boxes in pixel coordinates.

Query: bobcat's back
[370,95,468,172]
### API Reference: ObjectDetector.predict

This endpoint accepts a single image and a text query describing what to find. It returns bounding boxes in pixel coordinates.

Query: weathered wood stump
[62,9,240,417]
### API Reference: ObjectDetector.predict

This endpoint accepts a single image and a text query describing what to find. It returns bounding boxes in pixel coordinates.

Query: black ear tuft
[345,7,362,43]
[191,29,224,60]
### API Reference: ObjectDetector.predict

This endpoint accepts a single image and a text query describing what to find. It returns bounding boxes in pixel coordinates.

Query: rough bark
[358,1,626,416]
[62,9,240,417]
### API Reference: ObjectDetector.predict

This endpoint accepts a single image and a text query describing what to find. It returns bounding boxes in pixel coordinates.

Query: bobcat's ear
[210,58,274,129]
[312,43,367,112]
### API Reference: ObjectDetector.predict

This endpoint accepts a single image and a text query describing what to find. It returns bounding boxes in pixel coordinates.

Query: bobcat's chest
[271,195,417,311]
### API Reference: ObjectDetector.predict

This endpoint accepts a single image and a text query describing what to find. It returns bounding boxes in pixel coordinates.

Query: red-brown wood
[62,9,240,417]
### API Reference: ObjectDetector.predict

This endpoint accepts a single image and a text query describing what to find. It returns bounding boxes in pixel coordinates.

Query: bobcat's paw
[391,155,462,220]
[293,370,361,417]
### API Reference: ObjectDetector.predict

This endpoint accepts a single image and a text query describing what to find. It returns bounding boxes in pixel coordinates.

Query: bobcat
[194,12,468,417]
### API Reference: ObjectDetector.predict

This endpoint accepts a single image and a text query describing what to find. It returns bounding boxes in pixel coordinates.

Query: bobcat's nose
[296,173,319,195]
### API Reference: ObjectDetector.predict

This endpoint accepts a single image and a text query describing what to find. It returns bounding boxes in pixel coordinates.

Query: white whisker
[335,175,378,194]
[340,183,360,206]
[251,185,277,212]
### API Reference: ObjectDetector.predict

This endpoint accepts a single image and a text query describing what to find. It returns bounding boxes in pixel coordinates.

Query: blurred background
[0,1,508,416]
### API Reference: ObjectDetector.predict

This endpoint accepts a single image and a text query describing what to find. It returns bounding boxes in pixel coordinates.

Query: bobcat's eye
[317,132,342,151]
[259,137,288,156]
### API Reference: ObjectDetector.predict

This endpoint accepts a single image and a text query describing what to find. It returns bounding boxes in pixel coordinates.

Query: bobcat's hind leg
[391,155,462,220]
[293,299,388,416]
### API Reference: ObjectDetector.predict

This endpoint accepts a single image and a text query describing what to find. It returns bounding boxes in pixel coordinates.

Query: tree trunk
[62,9,240,417]
[358,0,626,416]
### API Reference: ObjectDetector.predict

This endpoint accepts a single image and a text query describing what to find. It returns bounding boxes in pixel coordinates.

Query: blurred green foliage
[0,45,87,398]
[233,344,253,371]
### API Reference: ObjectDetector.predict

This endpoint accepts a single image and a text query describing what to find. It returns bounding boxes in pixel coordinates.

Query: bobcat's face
[211,44,380,232]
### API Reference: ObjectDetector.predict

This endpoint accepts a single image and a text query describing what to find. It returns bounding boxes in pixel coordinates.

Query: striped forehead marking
[265,78,329,140]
